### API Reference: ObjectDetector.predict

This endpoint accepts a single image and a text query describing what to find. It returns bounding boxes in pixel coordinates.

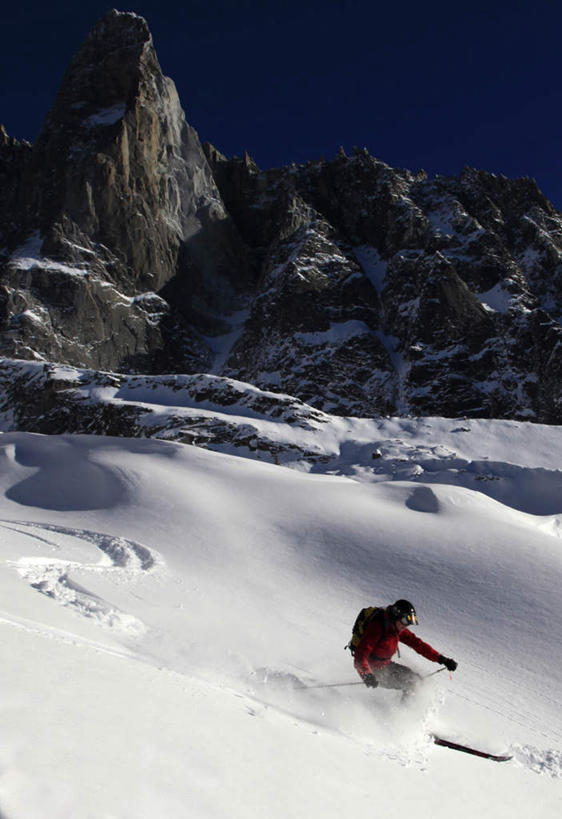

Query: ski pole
[298,681,366,690]
[303,667,448,690]
[424,667,447,678]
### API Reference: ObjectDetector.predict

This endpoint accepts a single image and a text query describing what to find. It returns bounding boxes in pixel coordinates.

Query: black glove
[438,655,458,672]
[363,673,379,688]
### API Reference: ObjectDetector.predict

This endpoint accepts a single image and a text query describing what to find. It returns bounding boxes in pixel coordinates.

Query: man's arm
[399,628,441,662]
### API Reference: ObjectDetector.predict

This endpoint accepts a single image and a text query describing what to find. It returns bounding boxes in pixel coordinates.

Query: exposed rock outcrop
[0,359,330,464]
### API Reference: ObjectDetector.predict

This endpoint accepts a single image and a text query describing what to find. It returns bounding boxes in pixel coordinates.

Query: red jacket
[354,611,441,677]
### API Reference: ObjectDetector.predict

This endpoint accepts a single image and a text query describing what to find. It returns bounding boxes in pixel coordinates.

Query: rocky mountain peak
[39,10,153,138]
[32,6,238,296]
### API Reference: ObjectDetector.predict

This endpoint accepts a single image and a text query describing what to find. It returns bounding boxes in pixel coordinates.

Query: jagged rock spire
[39,10,153,135]
[31,9,248,296]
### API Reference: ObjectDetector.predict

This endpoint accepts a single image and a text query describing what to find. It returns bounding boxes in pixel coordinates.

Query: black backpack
[346,606,385,654]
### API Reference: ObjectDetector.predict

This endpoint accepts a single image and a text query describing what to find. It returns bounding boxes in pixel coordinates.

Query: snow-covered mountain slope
[0,418,561,817]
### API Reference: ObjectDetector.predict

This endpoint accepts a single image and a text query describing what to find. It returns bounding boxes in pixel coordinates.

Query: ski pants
[372,662,421,693]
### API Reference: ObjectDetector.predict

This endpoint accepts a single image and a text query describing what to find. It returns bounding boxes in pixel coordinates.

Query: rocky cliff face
[204,149,562,421]
[0,10,251,373]
[2,10,562,426]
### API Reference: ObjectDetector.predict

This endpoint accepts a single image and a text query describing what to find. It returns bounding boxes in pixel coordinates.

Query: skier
[352,599,457,695]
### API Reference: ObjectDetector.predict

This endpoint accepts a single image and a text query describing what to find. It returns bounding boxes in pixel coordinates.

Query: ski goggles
[398,611,419,626]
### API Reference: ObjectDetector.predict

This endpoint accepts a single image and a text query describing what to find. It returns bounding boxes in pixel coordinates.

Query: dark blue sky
[2,0,562,207]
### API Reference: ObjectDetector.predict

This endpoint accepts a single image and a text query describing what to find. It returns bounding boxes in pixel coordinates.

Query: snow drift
[0,414,561,817]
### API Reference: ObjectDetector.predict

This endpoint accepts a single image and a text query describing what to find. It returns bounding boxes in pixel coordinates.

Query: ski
[432,735,513,762]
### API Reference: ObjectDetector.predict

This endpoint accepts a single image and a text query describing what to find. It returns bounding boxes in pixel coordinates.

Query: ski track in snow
[1,520,161,636]
[0,610,142,663]
[512,744,562,777]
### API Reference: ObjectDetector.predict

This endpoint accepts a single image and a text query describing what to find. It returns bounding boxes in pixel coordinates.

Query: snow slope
[0,416,561,817]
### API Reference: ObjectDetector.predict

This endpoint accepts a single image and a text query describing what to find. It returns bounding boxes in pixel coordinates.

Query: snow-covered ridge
[3,358,562,513]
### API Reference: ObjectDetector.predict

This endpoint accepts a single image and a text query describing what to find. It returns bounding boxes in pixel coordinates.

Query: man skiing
[352,599,457,695]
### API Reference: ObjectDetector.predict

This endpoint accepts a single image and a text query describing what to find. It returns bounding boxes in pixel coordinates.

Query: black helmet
[389,599,419,626]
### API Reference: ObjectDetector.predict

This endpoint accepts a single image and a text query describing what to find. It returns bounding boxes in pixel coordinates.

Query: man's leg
[373,662,421,695]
